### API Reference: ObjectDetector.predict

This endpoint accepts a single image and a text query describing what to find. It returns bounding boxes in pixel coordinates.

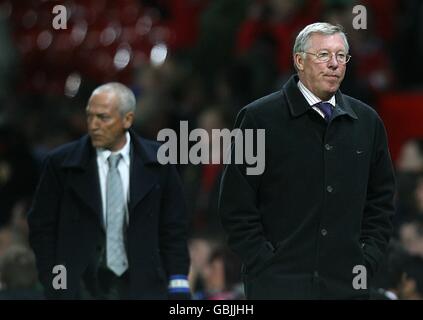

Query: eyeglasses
[302,51,351,64]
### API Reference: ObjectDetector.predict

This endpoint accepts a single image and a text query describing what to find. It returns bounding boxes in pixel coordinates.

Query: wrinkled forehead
[86,91,119,112]
[307,33,347,52]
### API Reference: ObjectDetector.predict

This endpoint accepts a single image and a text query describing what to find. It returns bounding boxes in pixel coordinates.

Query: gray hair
[91,82,136,116]
[293,22,349,57]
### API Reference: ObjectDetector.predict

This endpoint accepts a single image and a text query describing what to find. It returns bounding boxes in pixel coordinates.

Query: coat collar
[127,132,160,217]
[60,129,159,225]
[61,129,158,169]
[283,74,358,120]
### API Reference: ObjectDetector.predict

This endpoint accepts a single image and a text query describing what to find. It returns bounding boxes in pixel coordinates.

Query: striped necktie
[315,102,333,122]
[106,153,128,276]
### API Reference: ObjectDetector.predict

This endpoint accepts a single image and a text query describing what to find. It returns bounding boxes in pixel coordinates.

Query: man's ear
[294,53,305,71]
[123,112,134,129]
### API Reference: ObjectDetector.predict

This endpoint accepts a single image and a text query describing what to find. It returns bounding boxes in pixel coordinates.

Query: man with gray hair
[28,82,191,299]
[219,22,395,299]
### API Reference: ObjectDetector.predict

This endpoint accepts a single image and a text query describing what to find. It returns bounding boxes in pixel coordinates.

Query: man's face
[86,91,133,151]
[295,33,347,100]
[400,223,423,257]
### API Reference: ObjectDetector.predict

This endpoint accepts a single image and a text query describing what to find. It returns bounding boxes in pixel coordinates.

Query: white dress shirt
[297,80,336,118]
[95,131,190,292]
[96,131,131,227]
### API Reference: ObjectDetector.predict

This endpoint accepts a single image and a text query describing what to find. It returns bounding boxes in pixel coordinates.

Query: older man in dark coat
[28,83,190,299]
[219,22,396,299]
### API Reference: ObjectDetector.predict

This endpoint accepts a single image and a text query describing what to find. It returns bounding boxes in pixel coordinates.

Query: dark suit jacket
[28,130,190,299]
[219,75,396,299]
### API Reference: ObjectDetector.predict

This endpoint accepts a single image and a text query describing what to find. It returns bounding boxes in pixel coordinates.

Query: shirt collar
[96,131,131,166]
[297,80,336,107]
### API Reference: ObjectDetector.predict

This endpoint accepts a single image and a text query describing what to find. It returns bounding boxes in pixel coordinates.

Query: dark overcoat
[219,75,396,299]
[28,130,190,299]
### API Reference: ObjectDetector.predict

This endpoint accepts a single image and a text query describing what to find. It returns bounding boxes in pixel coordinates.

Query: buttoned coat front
[219,75,396,299]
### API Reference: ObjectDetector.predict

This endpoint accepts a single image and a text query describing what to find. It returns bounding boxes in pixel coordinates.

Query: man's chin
[327,79,342,92]
[90,140,105,149]
[325,85,339,96]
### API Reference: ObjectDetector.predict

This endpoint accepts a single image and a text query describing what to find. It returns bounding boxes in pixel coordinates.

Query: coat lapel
[283,74,311,118]
[333,91,359,120]
[128,131,159,220]
[61,135,104,226]
[283,74,359,121]
[60,131,160,225]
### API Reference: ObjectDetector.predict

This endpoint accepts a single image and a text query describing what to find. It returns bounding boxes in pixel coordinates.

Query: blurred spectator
[395,139,423,226]
[371,240,423,300]
[182,108,227,239]
[194,0,250,84]
[202,246,244,300]
[213,62,255,115]
[399,219,423,258]
[133,59,193,139]
[188,235,218,299]
[396,139,423,173]
[401,256,423,300]
[0,225,40,299]
[0,227,14,258]
[0,226,27,257]
[9,198,32,241]
[0,126,39,227]
[0,244,43,299]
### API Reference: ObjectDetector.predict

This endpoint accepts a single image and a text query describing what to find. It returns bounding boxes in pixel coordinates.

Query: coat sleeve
[360,115,396,277]
[218,108,274,275]
[27,155,62,297]
[159,164,190,278]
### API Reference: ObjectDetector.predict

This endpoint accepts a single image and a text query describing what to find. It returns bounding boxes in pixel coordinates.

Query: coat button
[325,144,333,151]
[327,186,333,193]
[321,229,328,236]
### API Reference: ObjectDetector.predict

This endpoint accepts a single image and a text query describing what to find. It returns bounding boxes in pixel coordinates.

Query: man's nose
[87,117,99,130]
[327,53,339,69]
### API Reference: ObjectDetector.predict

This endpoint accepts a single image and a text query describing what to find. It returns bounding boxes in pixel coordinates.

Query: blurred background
[0,0,423,300]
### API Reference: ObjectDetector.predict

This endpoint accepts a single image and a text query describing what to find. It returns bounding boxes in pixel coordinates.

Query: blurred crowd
[0,0,423,299]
